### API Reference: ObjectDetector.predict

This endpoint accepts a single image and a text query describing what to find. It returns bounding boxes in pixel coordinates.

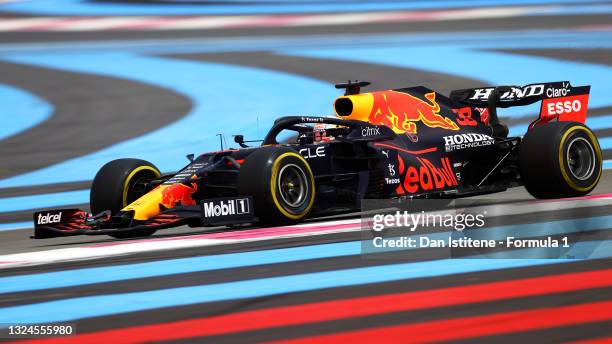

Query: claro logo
[37,212,62,225]
[395,157,458,194]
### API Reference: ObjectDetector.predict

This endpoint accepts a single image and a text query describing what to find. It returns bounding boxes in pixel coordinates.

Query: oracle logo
[396,157,458,194]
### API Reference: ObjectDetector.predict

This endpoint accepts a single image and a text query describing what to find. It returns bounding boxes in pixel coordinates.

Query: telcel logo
[37,212,62,225]
[203,199,249,217]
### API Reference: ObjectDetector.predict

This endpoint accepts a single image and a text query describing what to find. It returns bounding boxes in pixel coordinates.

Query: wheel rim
[125,170,158,206]
[566,137,596,181]
[278,164,309,209]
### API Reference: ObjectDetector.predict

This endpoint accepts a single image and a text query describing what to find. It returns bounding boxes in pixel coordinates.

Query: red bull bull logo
[369,90,459,135]
[161,183,198,208]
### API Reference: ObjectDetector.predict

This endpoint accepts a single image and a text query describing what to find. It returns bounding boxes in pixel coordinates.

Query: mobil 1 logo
[201,196,254,225]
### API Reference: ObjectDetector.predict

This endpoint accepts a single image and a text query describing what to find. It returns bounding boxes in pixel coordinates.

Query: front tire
[238,147,315,224]
[519,122,602,198]
[90,158,161,238]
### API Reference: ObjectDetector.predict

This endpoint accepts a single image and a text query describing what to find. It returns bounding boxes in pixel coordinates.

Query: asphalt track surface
[0,1,612,343]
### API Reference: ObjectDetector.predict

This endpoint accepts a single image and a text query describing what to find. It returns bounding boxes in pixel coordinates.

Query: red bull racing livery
[32,80,602,239]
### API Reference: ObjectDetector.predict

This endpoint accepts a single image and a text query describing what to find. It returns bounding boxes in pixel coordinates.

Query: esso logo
[547,100,581,115]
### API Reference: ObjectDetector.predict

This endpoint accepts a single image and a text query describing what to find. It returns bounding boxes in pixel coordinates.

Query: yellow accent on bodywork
[269,152,315,220]
[120,166,161,221]
[558,125,602,192]
[121,185,169,221]
[333,93,374,121]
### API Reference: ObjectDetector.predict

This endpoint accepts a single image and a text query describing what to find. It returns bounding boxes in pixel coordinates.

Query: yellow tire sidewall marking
[558,125,602,192]
[122,166,161,207]
[269,152,315,220]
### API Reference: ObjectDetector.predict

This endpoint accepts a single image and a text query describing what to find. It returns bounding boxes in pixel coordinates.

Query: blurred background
[0,0,610,225]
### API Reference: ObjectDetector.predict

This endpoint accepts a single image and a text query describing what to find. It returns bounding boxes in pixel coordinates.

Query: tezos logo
[362,127,380,136]
[386,163,399,184]
[443,133,495,152]
[299,146,325,159]
[37,212,62,225]
[203,199,249,217]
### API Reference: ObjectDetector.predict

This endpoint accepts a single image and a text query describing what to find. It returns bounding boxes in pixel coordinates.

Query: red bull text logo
[369,91,459,135]
[395,156,458,194]
[161,183,198,208]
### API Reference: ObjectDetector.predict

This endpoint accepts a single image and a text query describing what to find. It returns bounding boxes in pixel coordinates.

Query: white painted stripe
[283,13,396,27]
[0,18,67,31]
[52,17,160,31]
[0,224,360,269]
[0,6,549,32]
[1,195,610,269]
[152,15,269,30]
[431,7,537,21]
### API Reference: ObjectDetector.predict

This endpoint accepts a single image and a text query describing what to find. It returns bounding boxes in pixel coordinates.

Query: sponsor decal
[385,177,400,185]
[201,197,254,224]
[546,99,582,115]
[161,183,198,208]
[385,163,399,184]
[453,107,477,126]
[540,94,589,124]
[368,90,459,135]
[300,117,324,123]
[164,162,208,184]
[546,82,571,98]
[36,211,62,225]
[299,146,326,159]
[382,150,389,158]
[395,156,458,195]
[475,107,490,125]
[469,84,544,101]
[443,133,495,152]
[361,126,381,136]
[203,198,249,217]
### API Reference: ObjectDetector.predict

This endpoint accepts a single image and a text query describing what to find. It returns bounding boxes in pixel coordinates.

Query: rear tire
[90,158,161,238]
[519,122,601,198]
[238,147,315,224]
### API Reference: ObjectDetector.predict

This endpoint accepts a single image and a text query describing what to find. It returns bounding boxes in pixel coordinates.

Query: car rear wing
[449,81,591,130]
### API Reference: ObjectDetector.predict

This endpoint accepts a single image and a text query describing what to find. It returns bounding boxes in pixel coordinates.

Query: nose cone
[121,186,166,221]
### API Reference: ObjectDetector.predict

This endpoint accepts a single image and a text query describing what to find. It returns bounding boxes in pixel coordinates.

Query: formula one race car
[33,80,602,239]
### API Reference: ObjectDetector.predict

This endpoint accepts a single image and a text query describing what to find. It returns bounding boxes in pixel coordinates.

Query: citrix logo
[362,127,381,136]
